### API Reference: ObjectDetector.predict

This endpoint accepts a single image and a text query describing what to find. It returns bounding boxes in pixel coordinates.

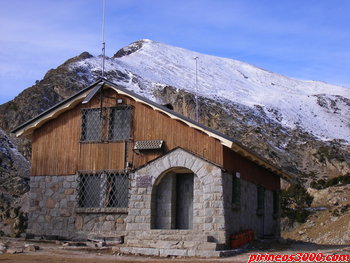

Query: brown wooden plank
[31,92,225,176]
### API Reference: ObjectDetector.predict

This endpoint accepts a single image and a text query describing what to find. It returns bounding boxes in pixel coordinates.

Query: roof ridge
[12,78,294,181]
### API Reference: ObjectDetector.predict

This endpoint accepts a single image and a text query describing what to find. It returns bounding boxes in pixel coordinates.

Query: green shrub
[311,174,350,190]
[281,184,313,223]
[310,179,326,190]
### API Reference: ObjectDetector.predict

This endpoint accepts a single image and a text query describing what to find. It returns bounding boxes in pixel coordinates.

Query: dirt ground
[0,238,349,263]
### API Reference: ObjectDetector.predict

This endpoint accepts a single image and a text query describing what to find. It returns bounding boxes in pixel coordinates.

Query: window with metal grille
[77,171,129,208]
[81,106,132,143]
[108,106,132,141]
[232,172,241,208]
[81,108,102,142]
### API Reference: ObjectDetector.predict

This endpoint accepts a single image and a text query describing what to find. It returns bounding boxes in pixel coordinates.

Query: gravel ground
[0,237,349,263]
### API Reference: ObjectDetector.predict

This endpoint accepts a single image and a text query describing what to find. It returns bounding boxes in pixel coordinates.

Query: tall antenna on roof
[193,56,199,122]
[101,0,106,79]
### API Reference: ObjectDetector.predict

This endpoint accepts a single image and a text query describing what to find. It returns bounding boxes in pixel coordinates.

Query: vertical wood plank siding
[222,146,280,191]
[31,88,224,176]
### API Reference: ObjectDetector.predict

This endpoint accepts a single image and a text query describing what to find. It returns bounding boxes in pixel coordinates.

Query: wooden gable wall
[31,88,224,176]
[223,146,280,190]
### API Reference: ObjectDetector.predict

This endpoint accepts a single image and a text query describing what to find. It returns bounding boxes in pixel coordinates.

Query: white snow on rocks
[71,39,350,142]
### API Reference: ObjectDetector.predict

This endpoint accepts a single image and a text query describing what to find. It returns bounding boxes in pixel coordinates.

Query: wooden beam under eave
[15,93,88,137]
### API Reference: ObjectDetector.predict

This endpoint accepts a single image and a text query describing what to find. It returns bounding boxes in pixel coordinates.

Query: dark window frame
[108,105,133,142]
[231,172,241,209]
[77,170,129,210]
[81,108,103,143]
[80,106,133,143]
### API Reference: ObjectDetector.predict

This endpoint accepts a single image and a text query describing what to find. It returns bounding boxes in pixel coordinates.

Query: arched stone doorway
[151,167,195,230]
[126,148,227,244]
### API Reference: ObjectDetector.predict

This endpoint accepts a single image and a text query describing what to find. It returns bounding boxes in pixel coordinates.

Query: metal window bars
[108,106,132,141]
[81,108,102,142]
[77,170,129,208]
[80,106,133,143]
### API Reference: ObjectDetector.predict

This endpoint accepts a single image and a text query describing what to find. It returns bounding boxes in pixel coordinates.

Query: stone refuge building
[13,79,292,256]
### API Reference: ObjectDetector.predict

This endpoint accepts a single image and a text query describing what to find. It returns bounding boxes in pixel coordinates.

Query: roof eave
[11,79,103,136]
[11,78,294,180]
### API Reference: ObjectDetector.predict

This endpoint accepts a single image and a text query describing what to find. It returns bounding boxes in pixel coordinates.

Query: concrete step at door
[127,230,211,242]
[126,239,218,250]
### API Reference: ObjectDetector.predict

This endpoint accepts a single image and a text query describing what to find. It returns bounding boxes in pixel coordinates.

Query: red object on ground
[230,229,254,249]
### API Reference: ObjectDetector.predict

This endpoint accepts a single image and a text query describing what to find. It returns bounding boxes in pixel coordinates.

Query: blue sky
[1,0,349,104]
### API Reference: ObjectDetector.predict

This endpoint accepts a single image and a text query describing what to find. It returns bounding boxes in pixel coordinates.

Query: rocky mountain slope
[0,128,29,236]
[282,184,350,244]
[2,39,349,182]
[0,39,349,240]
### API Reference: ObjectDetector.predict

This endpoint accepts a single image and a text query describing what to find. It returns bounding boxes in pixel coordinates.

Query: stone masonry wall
[126,148,227,245]
[223,172,279,239]
[28,175,127,239]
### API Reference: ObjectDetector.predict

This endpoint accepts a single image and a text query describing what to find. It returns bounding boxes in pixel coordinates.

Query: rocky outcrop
[152,85,350,182]
[282,184,350,245]
[113,40,146,58]
[0,128,29,237]
[1,45,348,183]
[0,41,349,238]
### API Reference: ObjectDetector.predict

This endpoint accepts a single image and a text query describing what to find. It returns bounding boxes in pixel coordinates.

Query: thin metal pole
[101,0,106,79]
[193,56,199,122]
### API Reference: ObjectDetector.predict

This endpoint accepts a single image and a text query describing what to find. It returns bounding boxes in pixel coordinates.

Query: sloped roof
[12,78,293,180]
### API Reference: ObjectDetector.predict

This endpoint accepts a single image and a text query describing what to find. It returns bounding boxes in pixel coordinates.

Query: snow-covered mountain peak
[71,40,350,142]
[113,40,350,142]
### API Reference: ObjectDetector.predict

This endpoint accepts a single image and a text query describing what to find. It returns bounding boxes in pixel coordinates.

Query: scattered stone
[330,217,338,222]
[97,241,107,248]
[7,247,24,254]
[63,242,87,247]
[106,236,124,245]
[24,244,40,252]
[298,230,305,235]
[0,243,6,254]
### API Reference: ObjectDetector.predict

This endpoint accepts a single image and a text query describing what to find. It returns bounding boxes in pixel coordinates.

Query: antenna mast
[193,56,199,122]
[101,0,106,79]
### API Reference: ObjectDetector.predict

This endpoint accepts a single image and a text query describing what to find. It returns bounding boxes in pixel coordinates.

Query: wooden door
[176,173,194,229]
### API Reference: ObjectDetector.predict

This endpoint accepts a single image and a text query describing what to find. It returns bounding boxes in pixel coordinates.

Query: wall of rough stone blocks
[27,175,127,239]
[222,173,279,241]
[126,148,227,245]
[193,175,204,231]
[27,148,280,248]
